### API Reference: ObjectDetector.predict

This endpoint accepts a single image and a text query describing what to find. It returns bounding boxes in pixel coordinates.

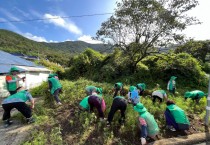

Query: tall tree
[96,0,199,72]
[175,40,210,63]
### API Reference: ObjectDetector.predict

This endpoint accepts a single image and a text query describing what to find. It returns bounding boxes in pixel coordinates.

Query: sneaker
[100,118,106,122]
[27,117,35,124]
[141,137,147,145]
[57,102,62,105]
[4,120,13,128]
[106,121,111,127]
[167,125,176,132]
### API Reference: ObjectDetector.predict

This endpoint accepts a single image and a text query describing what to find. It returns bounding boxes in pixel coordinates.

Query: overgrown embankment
[22,79,208,145]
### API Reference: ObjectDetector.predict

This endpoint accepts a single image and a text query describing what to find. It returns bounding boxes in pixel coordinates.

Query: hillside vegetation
[0,29,110,66]
[41,41,111,53]
[23,79,208,144]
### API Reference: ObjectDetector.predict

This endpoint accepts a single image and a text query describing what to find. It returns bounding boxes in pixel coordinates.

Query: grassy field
[22,79,208,145]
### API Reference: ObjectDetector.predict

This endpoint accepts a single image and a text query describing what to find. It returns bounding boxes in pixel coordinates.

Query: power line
[0,12,113,24]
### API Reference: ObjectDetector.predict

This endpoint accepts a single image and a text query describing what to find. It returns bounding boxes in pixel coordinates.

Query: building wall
[24,72,49,89]
[0,71,50,98]
[0,75,9,97]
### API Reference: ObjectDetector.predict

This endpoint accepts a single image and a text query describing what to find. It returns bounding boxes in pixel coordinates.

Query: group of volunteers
[1,67,208,145]
[1,67,62,128]
[79,76,207,145]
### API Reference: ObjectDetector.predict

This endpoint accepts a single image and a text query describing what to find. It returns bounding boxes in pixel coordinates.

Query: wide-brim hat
[136,83,146,90]
[96,87,103,94]
[134,103,147,113]
[129,86,137,92]
[170,76,177,80]
[114,82,123,90]
[48,74,54,78]
[10,66,20,72]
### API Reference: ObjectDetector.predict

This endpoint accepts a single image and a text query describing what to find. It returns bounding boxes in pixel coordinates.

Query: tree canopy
[175,40,210,63]
[96,0,199,72]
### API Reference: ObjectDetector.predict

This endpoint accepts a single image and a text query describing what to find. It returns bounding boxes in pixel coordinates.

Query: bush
[26,78,208,144]
[142,53,208,87]
[202,62,210,74]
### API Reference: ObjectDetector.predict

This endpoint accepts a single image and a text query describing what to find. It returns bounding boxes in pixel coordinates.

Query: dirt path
[0,107,32,145]
[0,98,40,145]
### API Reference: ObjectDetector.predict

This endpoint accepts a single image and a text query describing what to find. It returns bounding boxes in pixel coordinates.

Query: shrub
[142,53,208,87]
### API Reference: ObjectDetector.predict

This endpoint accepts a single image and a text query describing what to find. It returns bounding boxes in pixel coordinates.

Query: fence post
[205,75,210,126]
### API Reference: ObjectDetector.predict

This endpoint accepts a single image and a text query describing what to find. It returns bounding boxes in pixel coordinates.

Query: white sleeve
[127,92,130,99]
[167,81,169,90]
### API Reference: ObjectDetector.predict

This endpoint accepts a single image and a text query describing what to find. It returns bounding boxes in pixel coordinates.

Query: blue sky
[0,0,209,43]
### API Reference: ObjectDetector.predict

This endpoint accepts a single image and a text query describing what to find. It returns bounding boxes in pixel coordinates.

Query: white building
[0,50,51,97]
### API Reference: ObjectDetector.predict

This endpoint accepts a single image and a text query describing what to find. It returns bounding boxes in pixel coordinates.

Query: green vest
[6,75,17,91]
[79,96,90,110]
[185,90,205,99]
[168,80,174,90]
[140,112,159,136]
[114,96,125,100]
[137,83,146,90]
[167,105,190,125]
[7,90,28,102]
[48,77,62,94]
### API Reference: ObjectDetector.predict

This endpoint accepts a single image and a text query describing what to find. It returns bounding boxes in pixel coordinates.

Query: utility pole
[205,75,210,126]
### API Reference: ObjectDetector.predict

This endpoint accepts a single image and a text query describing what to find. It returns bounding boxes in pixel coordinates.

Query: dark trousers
[152,95,163,103]
[2,102,32,120]
[88,96,104,118]
[108,98,127,124]
[164,109,179,130]
[169,88,175,94]
[165,109,189,130]
[9,90,17,95]
[139,89,144,96]
[141,125,148,138]
[53,88,61,103]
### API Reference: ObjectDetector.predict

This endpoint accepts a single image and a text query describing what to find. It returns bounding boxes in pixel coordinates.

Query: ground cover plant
[22,78,209,145]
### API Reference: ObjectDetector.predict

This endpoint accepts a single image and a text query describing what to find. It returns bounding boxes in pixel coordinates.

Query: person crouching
[134,103,159,145]
[1,88,35,128]
[88,88,105,121]
[164,100,190,131]
[107,82,127,126]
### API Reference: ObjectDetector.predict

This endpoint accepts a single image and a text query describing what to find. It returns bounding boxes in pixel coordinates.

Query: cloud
[23,33,47,42]
[49,40,58,43]
[30,9,43,18]
[0,17,22,33]
[13,7,29,17]
[78,35,103,44]
[44,13,82,35]
[0,8,20,21]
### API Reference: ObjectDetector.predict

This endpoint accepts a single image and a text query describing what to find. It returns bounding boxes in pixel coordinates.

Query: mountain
[0,29,71,65]
[0,29,111,65]
[41,41,112,53]
[0,29,111,54]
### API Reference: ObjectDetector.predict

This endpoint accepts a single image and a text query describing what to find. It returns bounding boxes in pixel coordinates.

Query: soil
[0,97,206,145]
[0,98,40,145]
[54,104,207,145]
[0,107,32,145]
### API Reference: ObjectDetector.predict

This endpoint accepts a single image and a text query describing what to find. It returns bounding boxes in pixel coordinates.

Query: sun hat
[114,82,123,90]
[129,86,137,92]
[10,66,19,72]
[134,103,147,113]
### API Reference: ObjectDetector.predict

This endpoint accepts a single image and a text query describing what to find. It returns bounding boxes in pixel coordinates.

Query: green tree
[96,0,199,72]
[175,40,210,63]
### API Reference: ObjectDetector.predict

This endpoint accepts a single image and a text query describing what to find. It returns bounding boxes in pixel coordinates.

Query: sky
[0,0,209,44]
